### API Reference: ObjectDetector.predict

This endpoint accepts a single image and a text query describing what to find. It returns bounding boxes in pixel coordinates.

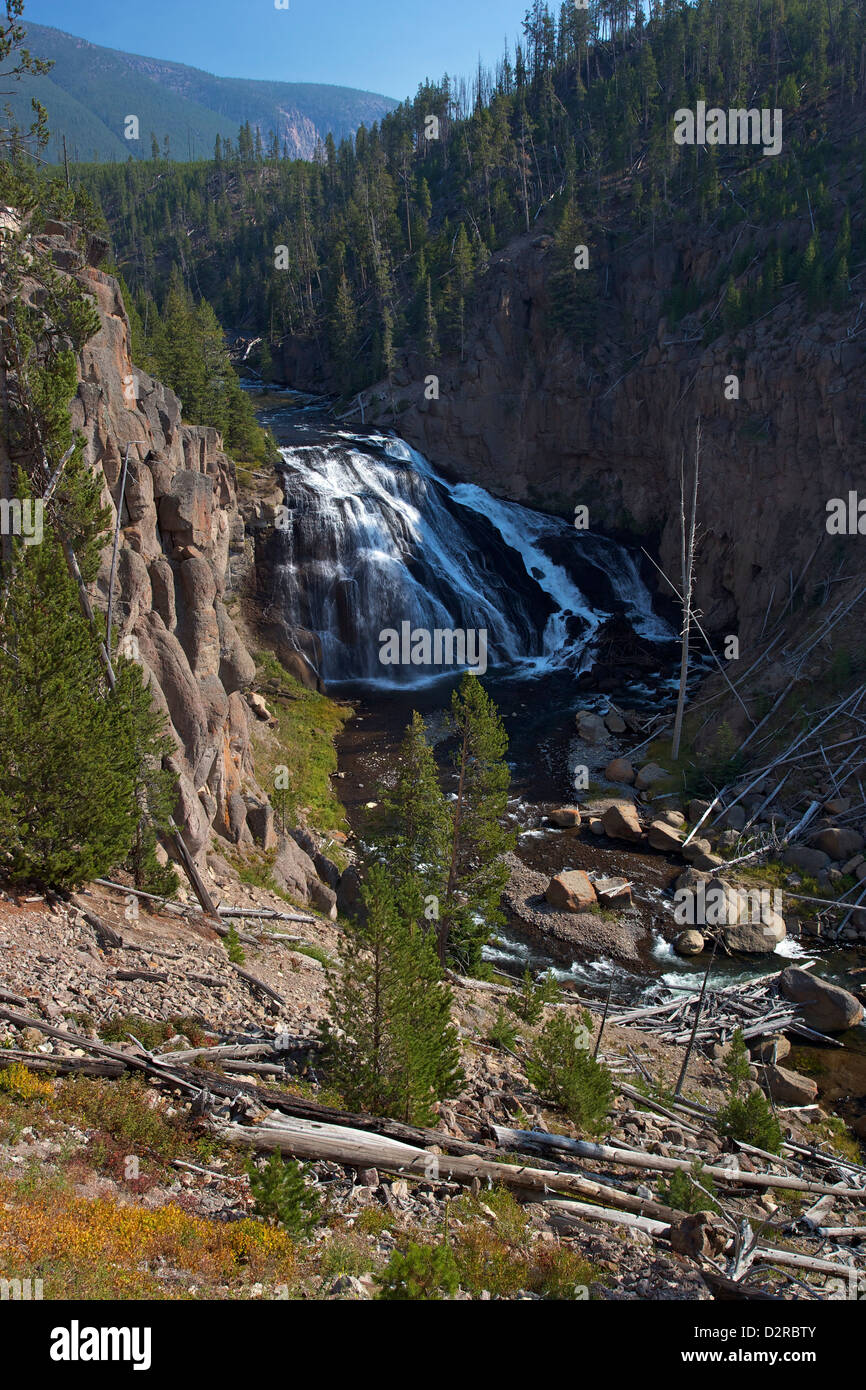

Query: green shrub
[658,1160,719,1214]
[526,1012,612,1133]
[377,1241,459,1300]
[486,1006,519,1052]
[507,968,559,1025]
[224,924,246,965]
[247,1153,321,1238]
[716,1090,782,1153]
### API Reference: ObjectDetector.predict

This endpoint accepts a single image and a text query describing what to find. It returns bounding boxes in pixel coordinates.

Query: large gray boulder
[779,967,864,1033]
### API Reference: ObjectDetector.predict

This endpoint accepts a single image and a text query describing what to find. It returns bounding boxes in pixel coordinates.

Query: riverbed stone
[749,1035,791,1063]
[601,801,643,842]
[778,967,864,1033]
[595,877,632,907]
[575,711,607,744]
[722,909,786,954]
[647,819,684,853]
[545,870,597,912]
[604,710,626,734]
[604,757,635,784]
[675,929,704,956]
[688,799,712,825]
[549,806,581,828]
[635,761,671,791]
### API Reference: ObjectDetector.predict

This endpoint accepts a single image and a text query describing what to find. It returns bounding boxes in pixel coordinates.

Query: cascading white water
[268,426,672,687]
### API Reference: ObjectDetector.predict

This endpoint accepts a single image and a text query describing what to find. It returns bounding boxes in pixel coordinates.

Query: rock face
[55,246,267,869]
[10,226,280,875]
[545,871,597,913]
[779,967,864,1033]
[365,227,866,649]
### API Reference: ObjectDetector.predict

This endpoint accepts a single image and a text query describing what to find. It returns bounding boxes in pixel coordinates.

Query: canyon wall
[356,228,864,646]
[35,220,267,867]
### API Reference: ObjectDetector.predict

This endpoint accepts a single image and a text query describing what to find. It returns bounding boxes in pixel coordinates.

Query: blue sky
[22,0,536,102]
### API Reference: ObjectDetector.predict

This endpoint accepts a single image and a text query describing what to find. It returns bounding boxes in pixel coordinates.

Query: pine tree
[376,710,452,908]
[0,535,175,889]
[320,864,463,1125]
[438,674,514,972]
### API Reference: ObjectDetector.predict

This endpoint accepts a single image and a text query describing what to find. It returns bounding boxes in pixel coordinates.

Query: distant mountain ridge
[11,23,398,163]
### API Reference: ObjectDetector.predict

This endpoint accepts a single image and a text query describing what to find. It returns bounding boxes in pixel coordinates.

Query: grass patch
[252,653,351,836]
[291,942,335,968]
[99,1015,212,1050]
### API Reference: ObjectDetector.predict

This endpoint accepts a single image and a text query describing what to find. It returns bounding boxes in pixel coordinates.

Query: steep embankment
[354,220,864,651]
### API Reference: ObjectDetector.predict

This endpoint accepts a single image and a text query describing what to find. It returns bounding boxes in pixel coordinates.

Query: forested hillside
[80,0,866,394]
[9,22,397,165]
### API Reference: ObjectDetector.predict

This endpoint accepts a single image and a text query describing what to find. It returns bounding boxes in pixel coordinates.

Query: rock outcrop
[30,221,267,869]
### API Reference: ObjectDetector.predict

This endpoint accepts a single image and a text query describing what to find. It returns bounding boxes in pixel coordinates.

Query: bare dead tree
[671,421,701,762]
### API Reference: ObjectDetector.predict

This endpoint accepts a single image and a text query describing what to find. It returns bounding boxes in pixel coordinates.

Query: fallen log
[542,1198,670,1237]
[218,1117,683,1222]
[229,965,285,1006]
[490,1127,866,1200]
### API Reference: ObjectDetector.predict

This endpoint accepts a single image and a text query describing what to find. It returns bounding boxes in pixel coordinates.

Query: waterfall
[268,425,672,688]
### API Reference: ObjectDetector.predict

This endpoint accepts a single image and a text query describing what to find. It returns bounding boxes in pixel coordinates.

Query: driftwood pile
[605,971,840,1049]
[1,1004,863,1301]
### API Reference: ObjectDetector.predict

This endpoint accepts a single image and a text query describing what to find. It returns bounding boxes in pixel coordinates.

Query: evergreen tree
[376,710,452,909]
[320,864,463,1125]
[438,674,514,972]
[0,534,175,889]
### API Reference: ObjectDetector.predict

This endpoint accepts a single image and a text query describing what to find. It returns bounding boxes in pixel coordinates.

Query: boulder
[760,1064,818,1107]
[675,866,709,891]
[681,838,724,870]
[575,711,607,744]
[810,827,865,861]
[604,757,635,784]
[675,929,705,956]
[779,967,864,1033]
[588,817,604,836]
[309,879,338,920]
[634,761,670,791]
[604,709,626,734]
[595,877,632,908]
[247,692,273,722]
[669,1211,730,1259]
[601,802,642,842]
[549,806,581,828]
[717,804,746,831]
[660,809,686,828]
[273,834,317,902]
[723,910,786,954]
[290,825,318,859]
[749,1035,791,1064]
[688,799,711,826]
[545,870,598,912]
[782,845,831,875]
[647,819,684,853]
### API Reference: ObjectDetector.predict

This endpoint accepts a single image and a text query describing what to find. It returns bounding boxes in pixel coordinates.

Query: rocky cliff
[353,226,864,648]
[35,219,266,868]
